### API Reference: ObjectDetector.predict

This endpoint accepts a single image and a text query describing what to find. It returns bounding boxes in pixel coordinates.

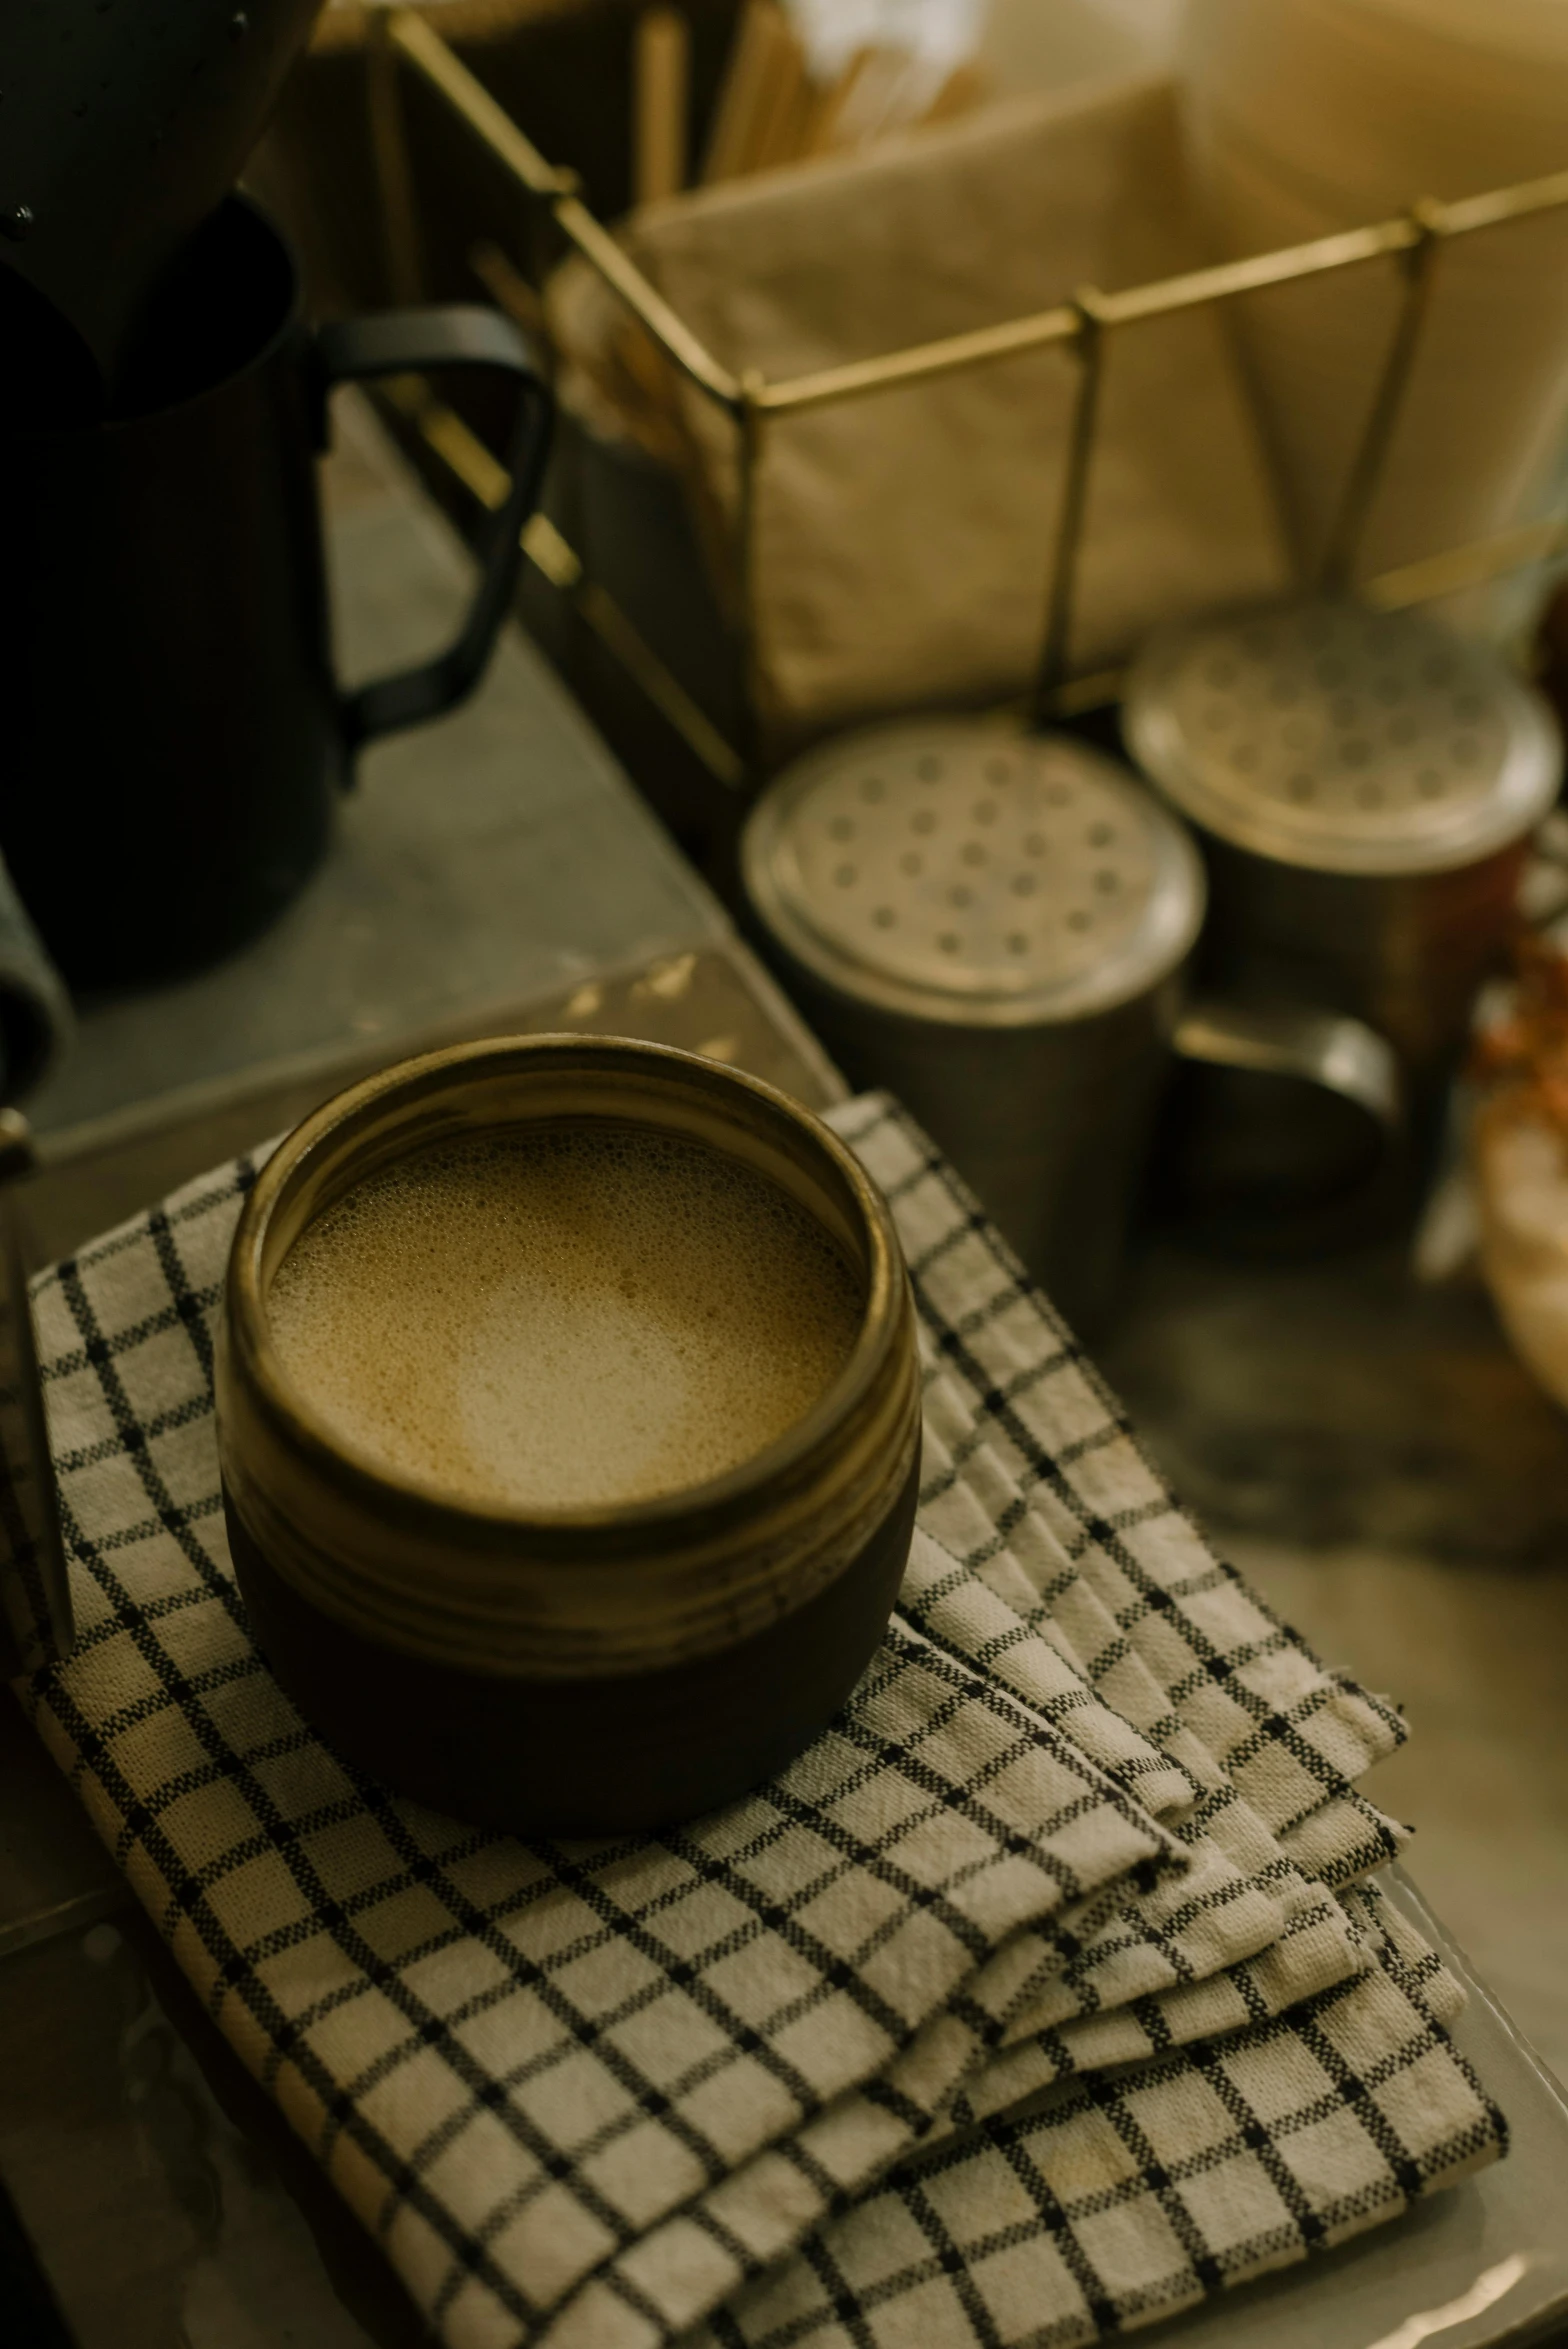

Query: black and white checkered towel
[0,1094,1505,2349]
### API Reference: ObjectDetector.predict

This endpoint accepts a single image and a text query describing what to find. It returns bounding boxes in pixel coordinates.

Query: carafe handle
[314,307,553,754]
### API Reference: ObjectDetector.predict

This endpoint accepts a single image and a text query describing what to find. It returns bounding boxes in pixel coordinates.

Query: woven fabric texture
[0,1093,1504,2349]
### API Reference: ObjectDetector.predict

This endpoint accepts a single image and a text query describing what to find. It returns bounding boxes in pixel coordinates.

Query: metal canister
[741,721,1208,1331]
[1125,599,1563,1086]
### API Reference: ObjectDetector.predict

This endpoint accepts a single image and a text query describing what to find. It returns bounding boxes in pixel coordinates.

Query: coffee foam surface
[266,1123,864,1511]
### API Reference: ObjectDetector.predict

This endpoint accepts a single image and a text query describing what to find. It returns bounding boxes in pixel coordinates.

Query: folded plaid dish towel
[0,1094,1505,2349]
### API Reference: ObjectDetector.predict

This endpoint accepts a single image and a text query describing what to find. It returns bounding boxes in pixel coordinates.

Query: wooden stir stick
[634,6,692,205]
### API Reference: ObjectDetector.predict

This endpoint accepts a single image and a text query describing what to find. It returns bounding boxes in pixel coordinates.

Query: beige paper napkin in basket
[1181,0,1568,584]
[0,1097,1503,2349]
[625,77,1290,754]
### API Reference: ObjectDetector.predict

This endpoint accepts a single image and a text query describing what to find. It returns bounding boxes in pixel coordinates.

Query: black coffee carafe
[1,195,553,992]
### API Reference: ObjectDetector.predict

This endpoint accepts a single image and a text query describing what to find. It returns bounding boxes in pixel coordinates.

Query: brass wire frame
[363,5,1568,784]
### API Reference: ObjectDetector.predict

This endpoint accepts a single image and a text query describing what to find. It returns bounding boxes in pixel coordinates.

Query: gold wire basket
[360,5,1568,793]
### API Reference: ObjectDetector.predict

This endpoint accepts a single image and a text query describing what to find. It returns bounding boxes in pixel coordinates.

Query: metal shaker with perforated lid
[1125,599,1563,1084]
[742,718,1397,1326]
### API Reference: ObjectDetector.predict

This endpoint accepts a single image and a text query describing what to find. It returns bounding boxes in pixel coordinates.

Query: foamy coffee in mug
[267,1127,865,1512]
[216,1037,921,1833]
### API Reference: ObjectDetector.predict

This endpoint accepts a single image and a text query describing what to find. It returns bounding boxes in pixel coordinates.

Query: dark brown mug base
[222,1446,920,1835]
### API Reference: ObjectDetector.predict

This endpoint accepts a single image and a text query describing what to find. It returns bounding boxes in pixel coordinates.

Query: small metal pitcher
[1124,598,1563,1217]
[742,719,1397,1331]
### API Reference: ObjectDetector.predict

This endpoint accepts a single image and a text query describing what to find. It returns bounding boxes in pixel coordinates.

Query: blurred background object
[253,0,744,310]
[1125,597,1562,1236]
[723,0,984,172]
[1473,936,1568,1410]
[974,0,1180,92]
[1181,0,1568,595]
[1533,572,1568,743]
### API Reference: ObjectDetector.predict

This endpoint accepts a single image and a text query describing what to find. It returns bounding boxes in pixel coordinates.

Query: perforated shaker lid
[741,721,1205,1028]
[1123,598,1561,876]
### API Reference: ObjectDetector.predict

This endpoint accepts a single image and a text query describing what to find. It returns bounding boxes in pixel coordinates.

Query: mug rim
[225,1032,909,1548]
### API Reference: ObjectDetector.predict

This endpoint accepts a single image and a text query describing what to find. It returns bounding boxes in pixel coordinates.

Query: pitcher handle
[315,307,553,754]
[1174,999,1403,1134]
